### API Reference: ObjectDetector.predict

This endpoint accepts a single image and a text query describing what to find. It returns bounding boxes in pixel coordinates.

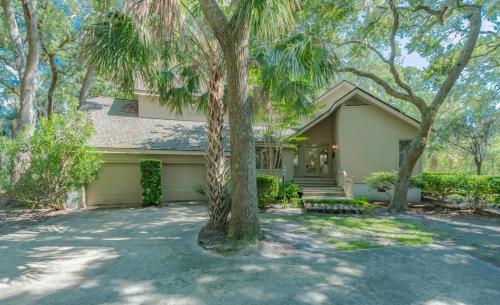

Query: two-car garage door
[86,163,206,207]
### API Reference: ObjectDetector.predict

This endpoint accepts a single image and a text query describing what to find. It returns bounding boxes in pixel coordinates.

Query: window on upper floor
[399,140,412,168]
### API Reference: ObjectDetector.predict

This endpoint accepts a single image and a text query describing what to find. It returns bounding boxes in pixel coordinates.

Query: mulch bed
[372,199,500,217]
[0,193,58,236]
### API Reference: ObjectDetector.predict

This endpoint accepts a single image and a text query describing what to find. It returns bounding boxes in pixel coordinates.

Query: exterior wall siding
[339,103,422,184]
[85,152,208,206]
[352,183,422,203]
[138,94,207,121]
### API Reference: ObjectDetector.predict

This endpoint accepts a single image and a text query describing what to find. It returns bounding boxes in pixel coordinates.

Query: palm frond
[124,0,183,35]
[82,11,157,94]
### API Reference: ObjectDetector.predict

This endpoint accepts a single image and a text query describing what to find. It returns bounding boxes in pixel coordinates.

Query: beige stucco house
[81,81,422,207]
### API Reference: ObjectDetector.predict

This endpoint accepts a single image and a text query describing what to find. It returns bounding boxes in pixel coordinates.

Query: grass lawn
[260,213,450,251]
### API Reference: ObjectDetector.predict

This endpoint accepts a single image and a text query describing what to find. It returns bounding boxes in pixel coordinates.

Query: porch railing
[341,170,353,199]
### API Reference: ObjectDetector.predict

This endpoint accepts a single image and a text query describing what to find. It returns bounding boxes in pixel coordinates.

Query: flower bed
[302,199,375,214]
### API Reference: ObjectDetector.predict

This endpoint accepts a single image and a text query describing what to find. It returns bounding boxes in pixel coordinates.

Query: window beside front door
[256,146,282,170]
[399,140,412,168]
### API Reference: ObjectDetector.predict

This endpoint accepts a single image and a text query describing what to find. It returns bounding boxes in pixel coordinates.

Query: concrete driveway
[0,203,499,305]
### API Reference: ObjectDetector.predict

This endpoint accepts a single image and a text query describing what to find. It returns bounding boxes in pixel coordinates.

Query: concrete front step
[303,195,350,200]
[301,186,344,190]
[293,178,336,185]
[302,192,346,197]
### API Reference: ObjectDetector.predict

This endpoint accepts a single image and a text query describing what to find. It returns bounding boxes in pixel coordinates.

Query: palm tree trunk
[204,69,229,233]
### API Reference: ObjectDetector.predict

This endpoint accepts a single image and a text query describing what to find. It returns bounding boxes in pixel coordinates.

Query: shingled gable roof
[81,96,272,151]
[82,81,421,151]
[290,80,421,138]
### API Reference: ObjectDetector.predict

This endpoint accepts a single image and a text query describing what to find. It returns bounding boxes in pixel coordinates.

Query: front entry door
[303,145,331,177]
[304,145,320,176]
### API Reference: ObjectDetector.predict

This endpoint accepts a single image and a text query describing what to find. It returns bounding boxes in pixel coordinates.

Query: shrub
[447,194,465,205]
[365,171,396,201]
[418,173,462,201]
[140,159,162,205]
[0,113,101,209]
[419,173,498,210]
[487,176,500,204]
[365,171,424,202]
[256,175,280,208]
[458,175,496,211]
[278,183,300,204]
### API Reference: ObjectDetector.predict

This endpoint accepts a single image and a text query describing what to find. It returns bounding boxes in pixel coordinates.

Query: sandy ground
[0,203,499,305]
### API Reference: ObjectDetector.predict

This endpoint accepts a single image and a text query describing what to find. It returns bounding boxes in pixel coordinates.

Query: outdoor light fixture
[331,144,337,150]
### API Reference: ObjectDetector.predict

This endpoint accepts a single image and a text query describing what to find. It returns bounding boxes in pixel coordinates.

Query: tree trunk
[18,0,40,135]
[47,53,57,118]
[198,0,261,242]
[224,37,261,241]
[474,157,482,175]
[430,153,438,172]
[1,0,26,80]
[390,112,435,212]
[203,67,230,234]
[78,64,96,109]
[11,1,40,185]
[389,7,481,212]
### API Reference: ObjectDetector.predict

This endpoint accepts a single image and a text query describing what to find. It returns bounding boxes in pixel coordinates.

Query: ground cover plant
[302,198,377,214]
[260,213,449,251]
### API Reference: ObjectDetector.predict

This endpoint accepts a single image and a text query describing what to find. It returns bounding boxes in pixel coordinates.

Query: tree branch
[198,0,230,48]
[387,0,416,99]
[1,0,26,79]
[0,79,20,96]
[430,6,481,110]
[338,66,427,113]
[337,40,388,63]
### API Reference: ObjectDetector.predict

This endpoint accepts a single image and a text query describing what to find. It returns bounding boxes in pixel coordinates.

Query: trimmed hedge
[256,175,280,208]
[140,160,162,206]
[418,173,499,210]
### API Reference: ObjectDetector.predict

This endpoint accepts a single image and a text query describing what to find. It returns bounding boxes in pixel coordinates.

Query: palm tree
[84,0,337,246]
[251,34,338,172]
[83,5,231,240]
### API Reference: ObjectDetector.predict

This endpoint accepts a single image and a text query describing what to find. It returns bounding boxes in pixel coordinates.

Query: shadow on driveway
[0,203,499,305]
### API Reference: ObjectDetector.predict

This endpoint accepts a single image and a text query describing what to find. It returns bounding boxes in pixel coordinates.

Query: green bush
[365,171,396,192]
[0,113,101,209]
[256,175,280,208]
[418,173,498,210]
[487,176,500,204]
[418,173,463,201]
[365,171,396,201]
[278,183,300,204]
[458,175,496,211]
[140,159,162,206]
